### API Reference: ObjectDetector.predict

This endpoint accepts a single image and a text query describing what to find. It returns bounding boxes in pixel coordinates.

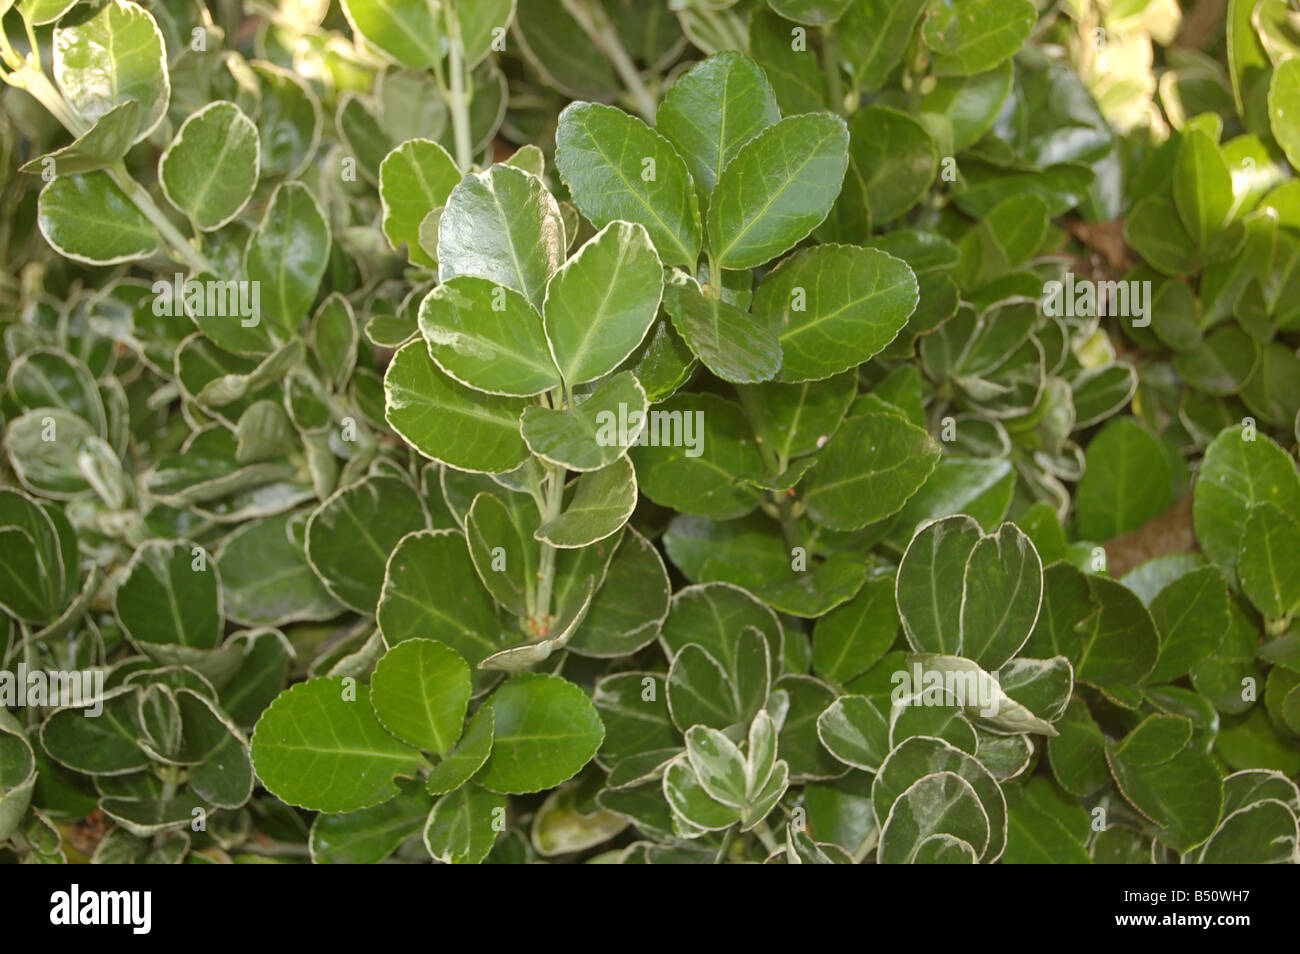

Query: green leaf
[1198,798,1300,863]
[465,490,538,617]
[663,756,743,832]
[39,687,150,775]
[1268,57,1300,170]
[340,0,442,68]
[592,672,677,763]
[921,0,1036,77]
[0,489,67,623]
[1106,743,1223,853]
[802,413,940,531]
[1146,566,1230,684]
[177,689,254,808]
[569,526,671,658]
[309,781,434,864]
[521,371,647,471]
[631,392,764,520]
[115,539,222,650]
[19,0,79,25]
[1003,778,1091,864]
[38,172,159,264]
[217,511,341,626]
[513,0,617,100]
[656,52,781,196]
[708,113,849,269]
[813,573,899,684]
[535,457,637,548]
[872,735,1006,862]
[54,0,169,142]
[480,673,604,794]
[1238,501,1300,621]
[423,785,504,864]
[370,639,472,755]
[555,101,702,269]
[1194,426,1300,582]
[1113,714,1193,767]
[543,221,664,386]
[845,107,937,226]
[379,138,461,268]
[878,771,990,864]
[376,529,504,668]
[748,8,827,115]
[1047,697,1111,797]
[663,275,782,384]
[160,102,259,231]
[817,695,891,772]
[20,100,140,177]
[1173,127,1234,250]
[252,63,322,179]
[1075,417,1173,540]
[839,0,929,91]
[305,475,429,614]
[438,163,565,308]
[418,276,560,396]
[250,678,426,812]
[243,182,331,337]
[755,244,918,382]
[426,705,495,795]
[1074,576,1160,692]
[384,339,530,474]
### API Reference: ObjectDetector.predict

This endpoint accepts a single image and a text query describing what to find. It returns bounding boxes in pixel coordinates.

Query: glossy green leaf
[543,221,664,386]
[418,276,560,397]
[708,113,849,269]
[305,475,429,614]
[663,275,781,384]
[160,102,259,231]
[480,673,604,794]
[115,539,222,649]
[438,163,565,308]
[535,457,637,548]
[379,138,461,268]
[340,0,442,67]
[385,339,530,474]
[656,52,781,195]
[755,244,918,382]
[250,678,426,812]
[802,413,940,531]
[54,0,169,142]
[921,0,1036,77]
[370,639,472,755]
[555,102,702,268]
[38,172,159,265]
[376,529,504,668]
[243,182,331,336]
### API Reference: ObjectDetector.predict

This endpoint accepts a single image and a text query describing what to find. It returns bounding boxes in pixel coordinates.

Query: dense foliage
[1,0,1299,865]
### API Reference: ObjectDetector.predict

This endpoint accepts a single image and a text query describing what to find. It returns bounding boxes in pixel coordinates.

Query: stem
[822,26,844,116]
[737,385,804,551]
[444,0,474,171]
[20,621,34,727]
[5,64,88,135]
[23,15,41,72]
[575,1,657,124]
[713,826,737,863]
[532,462,566,634]
[705,249,722,300]
[753,820,780,855]
[107,163,215,274]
